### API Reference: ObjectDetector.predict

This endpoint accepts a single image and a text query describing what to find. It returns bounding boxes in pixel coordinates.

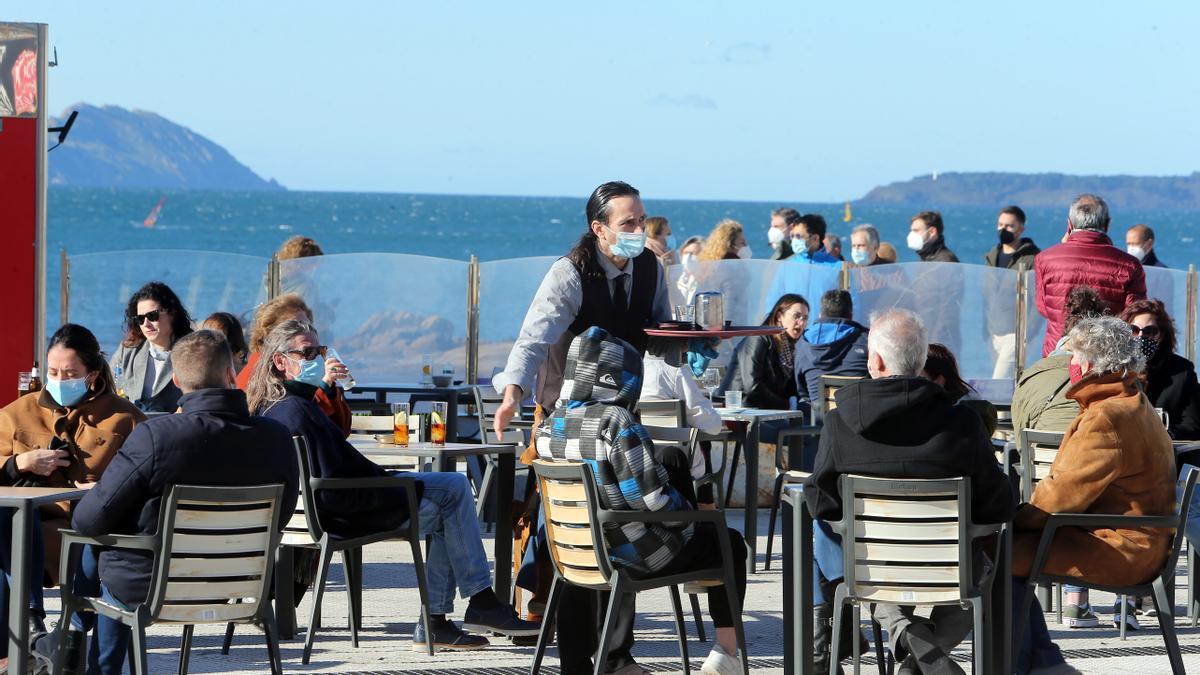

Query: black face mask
[998,229,1016,245]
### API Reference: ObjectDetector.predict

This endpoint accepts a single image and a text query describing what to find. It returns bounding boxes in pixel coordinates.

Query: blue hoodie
[794,318,870,422]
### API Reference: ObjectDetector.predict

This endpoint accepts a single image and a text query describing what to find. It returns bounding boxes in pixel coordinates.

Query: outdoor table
[348,383,477,442]
[717,407,809,572]
[0,487,87,675]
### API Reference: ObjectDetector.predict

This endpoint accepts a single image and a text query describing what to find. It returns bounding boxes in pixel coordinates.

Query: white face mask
[906,230,926,251]
[1127,245,1146,260]
[680,252,696,267]
[767,227,786,247]
[736,245,753,259]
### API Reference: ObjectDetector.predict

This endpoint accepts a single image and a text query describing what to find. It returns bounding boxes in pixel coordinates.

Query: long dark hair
[568,181,641,282]
[924,343,973,399]
[763,293,809,350]
[122,281,194,348]
[48,323,116,394]
[202,312,250,363]
[1118,298,1176,371]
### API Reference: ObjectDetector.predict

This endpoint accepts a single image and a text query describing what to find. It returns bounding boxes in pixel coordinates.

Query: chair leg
[1120,593,1128,641]
[969,597,985,675]
[1150,578,1187,675]
[409,536,435,657]
[871,619,887,675]
[222,621,236,654]
[531,575,563,675]
[262,604,284,675]
[1055,582,1062,625]
[274,544,297,640]
[669,585,691,675]
[178,624,194,675]
[829,585,848,675]
[1014,580,1038,670]
[725,442,742,506]
[594,583,625,675]
[303,546,335,664]
[764,471,788,571]
[1190,545,1199,627]
[851,603,861,675]
[341,548,362,648]
[726,577,750,675]
[131,609,151,675]
[689,592,707,642]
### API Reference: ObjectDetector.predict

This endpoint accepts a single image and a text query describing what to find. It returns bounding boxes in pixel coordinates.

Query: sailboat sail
[143,196,166,228]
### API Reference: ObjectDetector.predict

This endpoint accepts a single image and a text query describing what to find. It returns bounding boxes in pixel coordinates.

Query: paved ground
[38,510,1200,674]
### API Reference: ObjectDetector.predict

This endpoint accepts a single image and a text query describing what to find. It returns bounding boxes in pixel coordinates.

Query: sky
[15,2,1200,202]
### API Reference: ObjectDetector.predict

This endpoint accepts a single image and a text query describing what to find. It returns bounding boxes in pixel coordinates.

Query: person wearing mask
[644,216,677,266]
[721,294,808,414]
[769,208,799,261]
[1118,299,1200,440]
[788,214,840,265]
[984,205,1041,378]
[698,219,751,261]
[985,205,1040,270]
[794,290,869,425]
[823,234,844,261]
[110,281,194,413]
[848,225,890,267]
[1125,224,1166,268]
[0,324,144,670]
[202,311,250,373]
[907,211,959,262]
[678,235,704,265]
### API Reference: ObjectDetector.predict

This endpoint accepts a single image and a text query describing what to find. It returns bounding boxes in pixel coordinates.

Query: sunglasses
[283,346,328,361]
[1129,324,1161,338]
[131,309,165,325]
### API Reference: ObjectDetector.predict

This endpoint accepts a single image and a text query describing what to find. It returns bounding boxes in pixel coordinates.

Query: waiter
[492,180,670,675]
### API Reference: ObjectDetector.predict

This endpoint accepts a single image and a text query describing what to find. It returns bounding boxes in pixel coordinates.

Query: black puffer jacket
[1145,352,1200,441]
[720,334,797,410]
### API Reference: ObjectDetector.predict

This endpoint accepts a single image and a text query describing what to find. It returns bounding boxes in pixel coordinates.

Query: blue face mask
[293,355,327,388]
[47,376,89,408]
[851,249,870,265]
[609,229,647,259]
[664,234,677,250]
[791,238,809,255]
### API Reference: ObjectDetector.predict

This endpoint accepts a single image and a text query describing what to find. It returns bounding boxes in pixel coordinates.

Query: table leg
[993,524,1012,675]
[494,453,515,601]
[784,499,795,675]
[9,503,31,675]
[800,500,814,674]
[744,421,760,573]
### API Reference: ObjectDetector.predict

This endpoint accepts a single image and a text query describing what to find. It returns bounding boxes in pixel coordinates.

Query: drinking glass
[1156,407,1170,429]
[391,402,410,446]
[430,401,448,445]
[325,347,356,391]
[17,372,31,399]
[700,367,721,399]
[421,354,433,385]
[725,389,744,409]
[674,304,696,324]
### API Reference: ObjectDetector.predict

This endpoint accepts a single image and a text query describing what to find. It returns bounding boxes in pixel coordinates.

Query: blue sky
[17,2,1200,201]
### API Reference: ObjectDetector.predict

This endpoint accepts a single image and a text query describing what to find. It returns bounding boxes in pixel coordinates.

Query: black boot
[819,579,870,665]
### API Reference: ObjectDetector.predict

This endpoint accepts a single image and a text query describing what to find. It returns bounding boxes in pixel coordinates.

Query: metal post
[466,255,480,384]
[1188,264,1197,364]
[839,261,850,292]
[1014,263,1028,385]
[59,249,69,325]
[267,254,281,300]
[33,24,49,365]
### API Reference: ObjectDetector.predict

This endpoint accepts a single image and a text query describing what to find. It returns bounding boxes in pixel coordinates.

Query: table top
[644,326,785,339]
[349,382,476,393]
[716,407,809,423]
[348,436,518,458]
[0,486,89,506]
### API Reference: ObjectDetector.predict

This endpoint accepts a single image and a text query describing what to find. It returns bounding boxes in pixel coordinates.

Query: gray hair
[851,224,880,248]
[246,319,316,414]
[1068,194,1110,233]
[867,308,928,376]
[1068,316,1144,376]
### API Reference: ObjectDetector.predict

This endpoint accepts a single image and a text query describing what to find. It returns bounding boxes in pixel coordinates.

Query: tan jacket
[1014,371,1177,586]
[0,384,145,581]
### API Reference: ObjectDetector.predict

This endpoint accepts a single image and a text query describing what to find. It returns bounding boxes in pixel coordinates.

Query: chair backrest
[147,483,284,624]
[474,385,528,445]
[642,424,699,462]
[1017,428,1065,500]
[349,414,394,435]
[280,436,325,547]
[1165,465,1199,573]
[822,375,862,414]
[836,474,995,605]
[637,399,686,428]
[531,459,614,589]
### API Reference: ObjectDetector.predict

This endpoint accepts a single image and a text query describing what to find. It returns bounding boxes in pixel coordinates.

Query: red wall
[0,116,38,406]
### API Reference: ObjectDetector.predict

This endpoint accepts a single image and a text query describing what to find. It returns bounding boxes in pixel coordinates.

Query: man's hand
[15,448,70,476]
[324,355,348,387]
[493,384,523,441]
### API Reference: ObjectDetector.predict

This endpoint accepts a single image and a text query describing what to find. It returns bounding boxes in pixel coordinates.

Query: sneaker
[31,628,86,674]
[411,619,489,652]
[1112,601,1141,631]
[700,644,742,675]
[462,603,541,637]
[1061,602,1100,628]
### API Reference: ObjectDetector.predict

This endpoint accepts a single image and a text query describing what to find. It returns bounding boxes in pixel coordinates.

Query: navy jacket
[72,388,299,606]
[261,391,419,539]
[794,319,869,423]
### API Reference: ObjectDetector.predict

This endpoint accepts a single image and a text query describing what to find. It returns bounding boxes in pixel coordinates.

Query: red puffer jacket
[1035,230,1146,356]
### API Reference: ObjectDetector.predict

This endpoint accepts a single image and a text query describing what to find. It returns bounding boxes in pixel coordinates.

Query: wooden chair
[52,484,287,675]
[349,414,393,435]
[827,474,1002,675]
[1017,428,1063,502]
[530,459,748,675]
[1016,466,1199,674]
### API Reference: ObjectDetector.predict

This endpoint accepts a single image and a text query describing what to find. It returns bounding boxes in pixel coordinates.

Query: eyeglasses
[283,346,327,361]
[1129,324,1161,338]
[131,309,164,325]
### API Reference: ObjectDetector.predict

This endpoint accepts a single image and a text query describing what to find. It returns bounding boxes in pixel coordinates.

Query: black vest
[567,248,659,354]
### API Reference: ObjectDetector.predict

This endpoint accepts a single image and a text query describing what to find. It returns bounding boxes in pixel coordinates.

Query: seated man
[804,309,1015,675]
[40,330,302,673]
[794,289,869,425]
[537,327,748,675]
[248,319,536,652]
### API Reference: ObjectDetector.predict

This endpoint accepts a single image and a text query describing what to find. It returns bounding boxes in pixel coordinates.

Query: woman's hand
[323,356,348,387]
[15,448,71,476]
[74,480,98,490]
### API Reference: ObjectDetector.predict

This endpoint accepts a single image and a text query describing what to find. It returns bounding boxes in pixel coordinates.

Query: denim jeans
[414,471,493,614]
[1013,579,1066,674]
[0,507,46,658]
[86,584,132,675]
[812,518,845,603]
[68,546,127,675]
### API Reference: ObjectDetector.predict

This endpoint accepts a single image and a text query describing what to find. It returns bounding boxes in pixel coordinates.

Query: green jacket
[1011,353,1079,433]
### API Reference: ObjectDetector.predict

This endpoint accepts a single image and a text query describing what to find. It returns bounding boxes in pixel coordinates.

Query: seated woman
[923,343,998,437]
[237,293,352,436]
[202,311,250,373]
[1013,316,1175,673]
[1118,298,1200,441]
[110,281,193,412]
[721,292,808,419]
[0,324,144,666]
[248,320,536,651]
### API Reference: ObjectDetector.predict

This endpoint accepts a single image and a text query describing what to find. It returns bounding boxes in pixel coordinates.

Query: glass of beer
[430,401,448,445]
[392,402,410,446]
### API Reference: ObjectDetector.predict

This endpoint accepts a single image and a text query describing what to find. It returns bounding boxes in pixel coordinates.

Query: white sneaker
[1112,601,1141,631]
[700,644,742,675]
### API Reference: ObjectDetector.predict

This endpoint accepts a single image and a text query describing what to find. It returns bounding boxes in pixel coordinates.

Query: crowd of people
[0,186,1193,674]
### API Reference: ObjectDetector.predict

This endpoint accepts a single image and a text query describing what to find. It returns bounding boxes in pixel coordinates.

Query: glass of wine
[701,367,721,399]
[324,347,356,391]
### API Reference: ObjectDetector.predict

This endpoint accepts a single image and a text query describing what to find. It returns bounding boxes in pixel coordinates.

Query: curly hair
[1068,316,1144,376]
[249,294,314,352]
[697,219,744,261]
[1118,298,1175,371]
[275,236,324,261]
[121,281,194,348]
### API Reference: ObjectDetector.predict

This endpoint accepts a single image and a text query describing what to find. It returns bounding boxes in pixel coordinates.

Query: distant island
[859,171,1200,210]
[48,104,284,191]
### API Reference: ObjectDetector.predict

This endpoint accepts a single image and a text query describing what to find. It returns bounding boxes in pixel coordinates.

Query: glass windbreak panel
[65,250,269,356]
[1144,267,1190,357]
[849,262,1020,395]
[280,253,469,384]
[477,256,559,382]
[1023,268,1049,368]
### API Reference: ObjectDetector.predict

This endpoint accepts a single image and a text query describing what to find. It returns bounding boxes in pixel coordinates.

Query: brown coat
[0,385,145,581]
[1014,371,1176,586]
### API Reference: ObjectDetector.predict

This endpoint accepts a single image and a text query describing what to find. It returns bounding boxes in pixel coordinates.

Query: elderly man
[769,207,799,260]
[849,225,886,266]
[1125,223,1166,268]
[804,310,1014,675]
[1034,194,1146,356]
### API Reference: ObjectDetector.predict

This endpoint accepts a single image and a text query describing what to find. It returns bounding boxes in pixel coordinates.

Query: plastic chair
[1016,466,1198,674]
[51,484,287,675]
[472,385,533,531]
[1017,428,1066,616]
[529,459,748,675]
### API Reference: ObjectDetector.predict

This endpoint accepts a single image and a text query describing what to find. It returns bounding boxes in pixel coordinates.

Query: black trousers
[556,585,636,674]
